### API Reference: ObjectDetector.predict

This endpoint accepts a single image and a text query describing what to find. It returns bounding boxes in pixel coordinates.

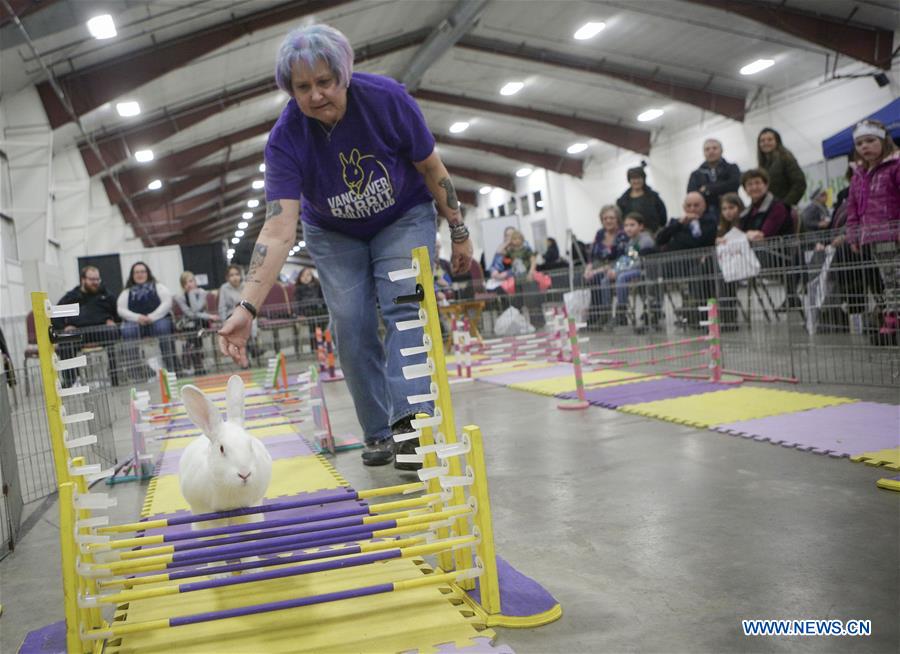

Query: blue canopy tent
[821,98,900,159]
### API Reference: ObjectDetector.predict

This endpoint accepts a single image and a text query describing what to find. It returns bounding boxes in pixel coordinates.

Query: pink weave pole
[707,299,722,382]
[557,310,590,411]
[452,317,462,378]
[463,316,472,378]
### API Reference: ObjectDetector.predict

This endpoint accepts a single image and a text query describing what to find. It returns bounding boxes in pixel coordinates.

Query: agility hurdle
[31,250,559,651]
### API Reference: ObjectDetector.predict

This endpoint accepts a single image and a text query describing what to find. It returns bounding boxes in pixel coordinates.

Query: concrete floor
[1,372,898,653]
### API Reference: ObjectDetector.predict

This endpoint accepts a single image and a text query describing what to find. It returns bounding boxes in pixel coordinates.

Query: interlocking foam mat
[508,369,642,396]
[617,387,855,429]
[851,447,900,470]
[558,377,733,409]
[477,364,575,387]
[713,402,899,459]
[876,475,900,492]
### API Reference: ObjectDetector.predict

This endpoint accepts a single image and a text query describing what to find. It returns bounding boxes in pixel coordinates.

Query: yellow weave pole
[31,292,71,486]
[411,247,475,588]
[59,482,87,653]
[463,425,501,615]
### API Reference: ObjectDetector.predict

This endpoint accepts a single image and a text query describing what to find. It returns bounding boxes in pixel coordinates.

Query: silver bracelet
[449,223,470,243]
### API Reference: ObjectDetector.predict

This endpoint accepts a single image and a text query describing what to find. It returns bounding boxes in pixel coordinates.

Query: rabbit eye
[219,445,225,455]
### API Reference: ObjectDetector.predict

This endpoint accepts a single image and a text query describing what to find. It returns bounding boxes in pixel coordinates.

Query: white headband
[853,123,886,141]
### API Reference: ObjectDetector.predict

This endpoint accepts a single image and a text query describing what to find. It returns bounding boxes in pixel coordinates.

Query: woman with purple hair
[217,24,472,470]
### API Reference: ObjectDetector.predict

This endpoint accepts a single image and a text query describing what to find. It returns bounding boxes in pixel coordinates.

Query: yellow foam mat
[619,387,855,429]
[105,558,491,654]
[159,424,298,452]
[509,369,642,396]
[142,455,346,516]
[466,360,552,379]
[876,477,900,491]
[852,447,900,471]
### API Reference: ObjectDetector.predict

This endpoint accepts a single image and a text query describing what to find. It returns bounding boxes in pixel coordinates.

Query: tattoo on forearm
[246,243,268,285]
[438,177,459,211]
[265,201,283,221]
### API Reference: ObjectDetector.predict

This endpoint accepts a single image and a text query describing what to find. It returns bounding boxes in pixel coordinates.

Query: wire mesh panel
[0,378,23,559]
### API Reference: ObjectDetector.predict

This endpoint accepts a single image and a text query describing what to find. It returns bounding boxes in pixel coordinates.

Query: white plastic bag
[563,289,591,322]
[494,306,534,336]
[716,229,761,282]
[803,246,835,335]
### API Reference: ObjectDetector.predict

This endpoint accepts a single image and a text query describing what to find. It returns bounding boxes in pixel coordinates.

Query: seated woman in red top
[738,168,794,241]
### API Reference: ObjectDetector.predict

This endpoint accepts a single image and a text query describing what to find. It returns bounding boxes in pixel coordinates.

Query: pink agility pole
[557,312,589,411]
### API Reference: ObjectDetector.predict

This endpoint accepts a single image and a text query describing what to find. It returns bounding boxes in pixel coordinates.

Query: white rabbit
[178,375,273,518]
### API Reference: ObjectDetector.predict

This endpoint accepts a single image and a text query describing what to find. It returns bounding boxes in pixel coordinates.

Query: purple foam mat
[714,401,899,456]
[155,432,313,475]
[18,620,65,654]
[477,364,573,386]
[559,377,731,408]
[467,556,558,618]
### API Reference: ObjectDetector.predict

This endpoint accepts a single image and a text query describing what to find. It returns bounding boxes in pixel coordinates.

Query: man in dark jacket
[52,266,121,386]
[686,139,740,217]
[655,193,718,326]
[656,192,717,252]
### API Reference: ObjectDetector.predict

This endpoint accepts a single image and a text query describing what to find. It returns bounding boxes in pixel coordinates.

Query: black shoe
[391,415,421,471]
[615,313,628,327]
[361,439,394,466]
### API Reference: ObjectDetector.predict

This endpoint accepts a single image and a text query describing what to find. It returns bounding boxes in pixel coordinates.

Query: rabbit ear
[225,375,245,427]
[182,385,223,442]
[338,152,348,166]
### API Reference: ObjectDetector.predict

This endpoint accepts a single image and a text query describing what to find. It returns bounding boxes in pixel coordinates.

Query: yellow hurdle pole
[411,247,474,587]
[31,292,71,487]
[463,425,502,615]
[59,483,86,654]
[416,414,453,572]
[71,459,103,632]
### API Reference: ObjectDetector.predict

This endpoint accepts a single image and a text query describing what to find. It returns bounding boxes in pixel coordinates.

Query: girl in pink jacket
[847,119,900,246]
[846,119,899,344]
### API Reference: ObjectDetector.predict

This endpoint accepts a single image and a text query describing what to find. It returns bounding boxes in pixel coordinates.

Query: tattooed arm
[414,150,472,273]
[218,198,299,365]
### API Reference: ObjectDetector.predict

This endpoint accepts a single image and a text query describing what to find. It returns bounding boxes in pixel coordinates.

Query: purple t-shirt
[264,72,435,240]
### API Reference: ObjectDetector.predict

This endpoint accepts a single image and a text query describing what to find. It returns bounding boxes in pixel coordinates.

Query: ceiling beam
[416,89,650,154]
[103,119,274,204]
[399,0,490,92]
[457,34,747,121]
[686,0,893,70]
[130,151,264,214]
[445,164,515,191]
[35,0,354,128]
[0,0,61,26]
[129,173,261,229]
[76,28,431,175]
[436,134,583,177]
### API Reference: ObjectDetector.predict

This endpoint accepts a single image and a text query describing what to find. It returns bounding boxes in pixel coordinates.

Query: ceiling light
[298,240,306,248]
[515,167,533,178]
[251,179,264,190]
[242,211,253,220]
[147,179,162,190]
[637,108,664,122]
[739,58,775,76]
[116,101,141,117]
[231,237,240,244]
[237,221,248,229]
[567,142,588,154]
[87,14,117,40]
[247,199,259,208]
[574,21,605,40]
[449,121,469,134]
[500,82,524,96]
[259,163,266,173]
[235,230,245,237]
[479,186,492,195]
[134,149,154,163]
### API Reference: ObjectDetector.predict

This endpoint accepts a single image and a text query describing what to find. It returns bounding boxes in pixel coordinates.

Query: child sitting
[612,212,656,326]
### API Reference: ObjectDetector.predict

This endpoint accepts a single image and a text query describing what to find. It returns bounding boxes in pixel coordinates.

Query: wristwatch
[449,223,470,243]
[238,299,258,318]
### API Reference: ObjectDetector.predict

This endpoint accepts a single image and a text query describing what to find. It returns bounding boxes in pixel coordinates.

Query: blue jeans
[121,316,177,373]
[615,268,642,307]
[304,203,436,444]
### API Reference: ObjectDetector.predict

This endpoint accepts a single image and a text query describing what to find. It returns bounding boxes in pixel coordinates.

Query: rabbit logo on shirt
[328,148,396,219]
[339,148,390,197]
